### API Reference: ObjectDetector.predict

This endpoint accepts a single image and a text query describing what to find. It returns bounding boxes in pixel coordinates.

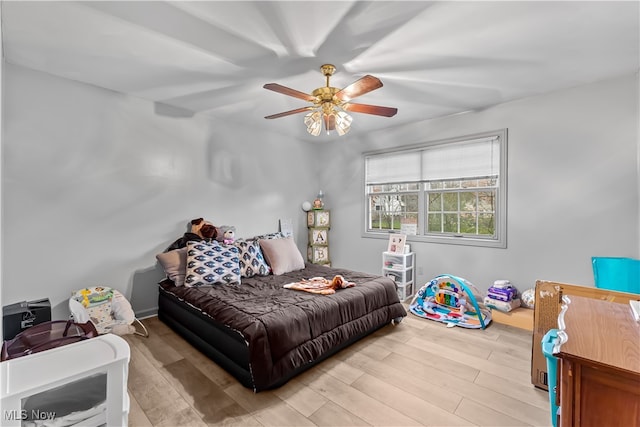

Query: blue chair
[592,257,640,294]
[541,329,560,427]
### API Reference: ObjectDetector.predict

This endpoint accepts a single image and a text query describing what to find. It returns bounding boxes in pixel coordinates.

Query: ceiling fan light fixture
[304,110,322,136]
[264,64,395,137]
[335,111,353,136]
[323,112,335,135]
[305,106,352,137]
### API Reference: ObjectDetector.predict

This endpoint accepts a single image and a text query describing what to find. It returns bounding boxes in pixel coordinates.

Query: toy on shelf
[409,274,491,329]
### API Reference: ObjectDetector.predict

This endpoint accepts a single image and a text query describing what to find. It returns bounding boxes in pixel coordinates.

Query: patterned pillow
[235,239,271,277]
[185,241,240,286]
[249,231,284,241]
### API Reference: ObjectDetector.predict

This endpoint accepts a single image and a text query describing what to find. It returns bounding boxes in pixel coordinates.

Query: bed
[157,262,407,392]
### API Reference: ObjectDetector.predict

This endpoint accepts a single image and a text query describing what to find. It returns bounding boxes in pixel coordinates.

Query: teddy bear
[166,217,218,251]
[215,225,236,245]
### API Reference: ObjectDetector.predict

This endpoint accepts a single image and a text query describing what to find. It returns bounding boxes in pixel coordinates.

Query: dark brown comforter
[159,263,406,390]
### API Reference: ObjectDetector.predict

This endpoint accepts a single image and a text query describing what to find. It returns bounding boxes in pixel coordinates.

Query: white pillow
[259,237,305,275]
[156,248,187,286]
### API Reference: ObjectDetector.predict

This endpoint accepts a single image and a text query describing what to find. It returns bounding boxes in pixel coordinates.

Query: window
[364,130,507,248]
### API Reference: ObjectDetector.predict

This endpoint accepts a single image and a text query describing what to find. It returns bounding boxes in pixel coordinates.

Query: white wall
[2,62,637,322]
[1,63,318,319]
[319,74,639,292]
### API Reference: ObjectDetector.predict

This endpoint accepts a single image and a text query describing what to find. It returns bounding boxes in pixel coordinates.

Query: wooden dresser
[556,295,640,427]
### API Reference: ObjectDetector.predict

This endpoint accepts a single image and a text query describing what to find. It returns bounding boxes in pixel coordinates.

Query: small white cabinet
[382,251,415,301]
[0,334,130,426]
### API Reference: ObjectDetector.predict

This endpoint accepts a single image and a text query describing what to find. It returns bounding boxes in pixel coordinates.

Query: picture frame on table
[387,233,406,254]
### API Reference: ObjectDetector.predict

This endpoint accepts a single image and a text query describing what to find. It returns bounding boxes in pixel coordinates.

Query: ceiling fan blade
[265,106,314,119]
[263,83,316,102]
[335,75,383,101]
[343,103,398,117]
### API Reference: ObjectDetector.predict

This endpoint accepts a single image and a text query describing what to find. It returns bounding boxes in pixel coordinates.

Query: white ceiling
[2,1,639,142]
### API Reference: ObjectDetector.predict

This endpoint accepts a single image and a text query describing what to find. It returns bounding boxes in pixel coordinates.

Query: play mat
[409,274,492,329]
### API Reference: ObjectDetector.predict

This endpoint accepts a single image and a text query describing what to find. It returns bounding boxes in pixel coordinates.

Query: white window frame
[363,129,508,248]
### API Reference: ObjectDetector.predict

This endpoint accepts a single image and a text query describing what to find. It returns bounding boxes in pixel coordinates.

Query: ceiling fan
[263,64,397,136]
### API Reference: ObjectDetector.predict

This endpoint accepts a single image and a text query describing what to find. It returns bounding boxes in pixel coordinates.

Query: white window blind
[366,136,500,185]
[365,151,421,184]
[422,137,499,181]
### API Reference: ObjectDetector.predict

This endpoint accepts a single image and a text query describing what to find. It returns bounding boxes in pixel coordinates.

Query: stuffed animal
[166,218,218,251]
[216,225,236,245]
[329,275,355,290]
[191,218,217,240]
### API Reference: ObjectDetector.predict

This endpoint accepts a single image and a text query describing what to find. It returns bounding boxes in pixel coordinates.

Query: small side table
[382,251,415,301]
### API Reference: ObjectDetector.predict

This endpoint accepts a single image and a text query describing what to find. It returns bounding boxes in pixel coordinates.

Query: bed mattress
[158,263,406,391]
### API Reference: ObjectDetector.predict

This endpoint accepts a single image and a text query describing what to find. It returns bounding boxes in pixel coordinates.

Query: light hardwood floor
[125,313,550,427]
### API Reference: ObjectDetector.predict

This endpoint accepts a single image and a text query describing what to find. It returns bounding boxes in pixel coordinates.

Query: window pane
[428,181,443,190]
[460,192,476,212]
[428,213,442,232]
[368,183,420,193]
[443,193,458,211]
[444,180,460,189]
[477,178,496,187]
[428,193,442,211]
[401,213,418,235]
[443,213,458,233]
[368,185,381,194]
[404,193,419,212]
[369,195,380,211]
[460,212,477,234]
[461,180,478,189]
[368,193,418,232]
[478,213,495,235]
[478,191,495,212]
[369,197,382,229]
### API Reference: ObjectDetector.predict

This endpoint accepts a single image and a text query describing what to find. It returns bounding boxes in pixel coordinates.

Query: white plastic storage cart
[382,251,415,301]
[0,334,130,427]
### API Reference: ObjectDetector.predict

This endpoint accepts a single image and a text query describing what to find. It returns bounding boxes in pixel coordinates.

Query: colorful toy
[70,286,148,337]
[409,274,492,329]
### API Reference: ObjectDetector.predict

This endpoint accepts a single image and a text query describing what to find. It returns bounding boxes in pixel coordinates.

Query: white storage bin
[1,334,130,426]
[397,283,414,302]
[383,251,415,301]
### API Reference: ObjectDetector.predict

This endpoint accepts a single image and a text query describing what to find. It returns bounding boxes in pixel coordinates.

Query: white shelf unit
[1,334,130,427]
[382,251,415,301]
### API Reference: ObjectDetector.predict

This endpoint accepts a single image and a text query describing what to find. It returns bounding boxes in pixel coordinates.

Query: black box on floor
[2,298,51,341]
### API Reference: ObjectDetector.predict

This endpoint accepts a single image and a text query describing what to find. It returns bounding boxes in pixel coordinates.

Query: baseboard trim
[135,307,158,319]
